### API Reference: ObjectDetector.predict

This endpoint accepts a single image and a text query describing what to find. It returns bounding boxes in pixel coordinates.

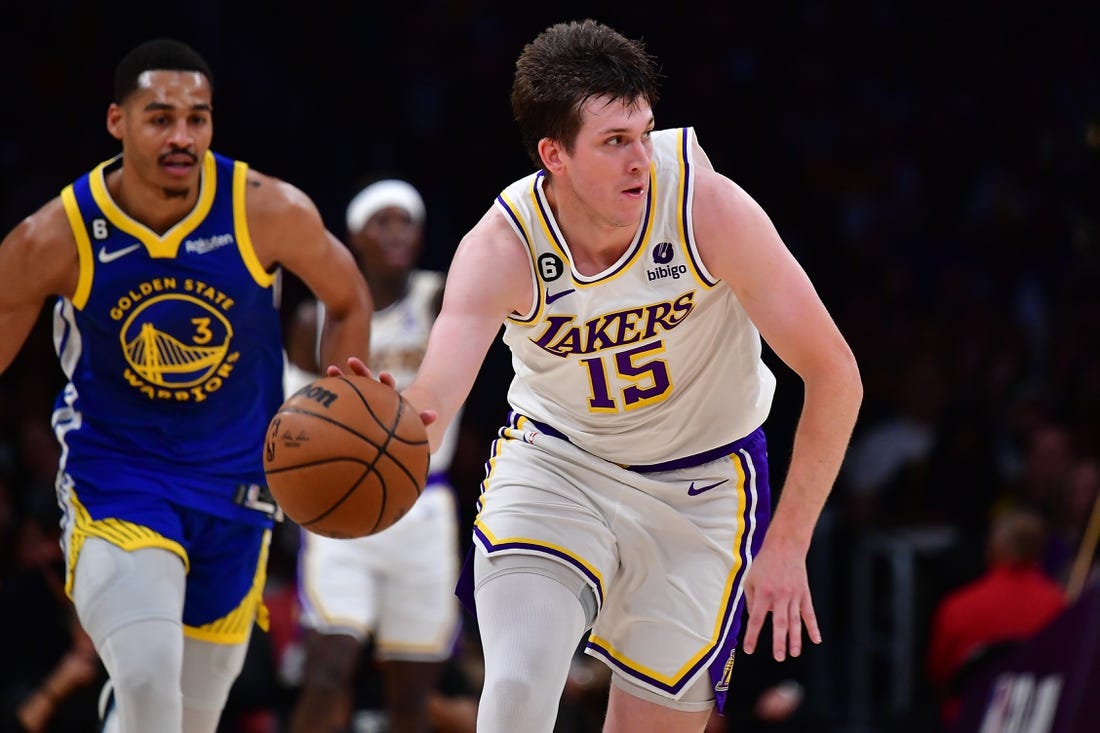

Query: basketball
[263,375,430,539]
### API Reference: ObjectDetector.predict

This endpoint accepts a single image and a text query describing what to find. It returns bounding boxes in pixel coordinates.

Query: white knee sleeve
[474,552,589,733]
[181,637,251,733]
[74,539,186,732]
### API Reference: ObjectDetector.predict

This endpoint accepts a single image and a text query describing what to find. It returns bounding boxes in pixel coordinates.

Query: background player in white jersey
[334,19,862,733]
[286,180,465,733]
[0,40,373,733]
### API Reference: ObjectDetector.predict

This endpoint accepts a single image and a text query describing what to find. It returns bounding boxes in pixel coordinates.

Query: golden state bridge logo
[113,278,239,402]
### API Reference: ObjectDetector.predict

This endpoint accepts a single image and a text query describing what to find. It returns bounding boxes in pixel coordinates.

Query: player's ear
[106,103,125,142]
[538,137,565,175]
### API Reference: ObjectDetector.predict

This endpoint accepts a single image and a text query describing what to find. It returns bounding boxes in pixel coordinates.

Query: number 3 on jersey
[581,341,671,412]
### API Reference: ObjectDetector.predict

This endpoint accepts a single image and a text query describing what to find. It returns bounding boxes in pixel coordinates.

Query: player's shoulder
[692,162,761,225]
[461,205,531,265]
[242,167,322,225]
[4,194,76,255]
[446,205,532,312]
[465,204,515,244]
[0,194,79,298]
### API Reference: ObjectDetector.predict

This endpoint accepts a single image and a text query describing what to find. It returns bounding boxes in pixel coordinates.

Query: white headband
[345,179,425,233]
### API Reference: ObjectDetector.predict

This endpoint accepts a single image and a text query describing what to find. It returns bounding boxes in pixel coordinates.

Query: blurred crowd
[1,2,1097,731]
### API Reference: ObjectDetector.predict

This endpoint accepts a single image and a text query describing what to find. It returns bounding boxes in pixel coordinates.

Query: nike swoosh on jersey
[687,478,730,496]
[545,288,575,305]
[97,243,142,263]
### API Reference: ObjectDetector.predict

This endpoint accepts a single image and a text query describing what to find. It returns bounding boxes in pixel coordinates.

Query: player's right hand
[325,356,396,388]
[326,357,437,428]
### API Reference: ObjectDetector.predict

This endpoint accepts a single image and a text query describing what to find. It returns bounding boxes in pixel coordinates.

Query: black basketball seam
[300,464,384,532]
[341,377,426,497]
[336,376,429,446]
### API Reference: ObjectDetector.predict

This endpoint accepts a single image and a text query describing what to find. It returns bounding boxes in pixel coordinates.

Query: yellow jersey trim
[232,161,274,288]
[88,151,218,258]
[60,185,94,309]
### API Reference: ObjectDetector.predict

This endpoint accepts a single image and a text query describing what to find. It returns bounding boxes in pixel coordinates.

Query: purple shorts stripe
[709,430,770,712]
[584,429,770,708]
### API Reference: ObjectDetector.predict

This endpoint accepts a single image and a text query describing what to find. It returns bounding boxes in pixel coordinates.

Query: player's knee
[106,623,183,701]
[483,671,540,709]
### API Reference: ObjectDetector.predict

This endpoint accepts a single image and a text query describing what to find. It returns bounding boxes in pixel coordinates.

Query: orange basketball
[263,375,429,539]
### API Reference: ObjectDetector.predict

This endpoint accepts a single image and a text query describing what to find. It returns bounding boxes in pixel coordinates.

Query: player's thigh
[605,680,711,733]
[473,435,620,603]
[71,536,186,644]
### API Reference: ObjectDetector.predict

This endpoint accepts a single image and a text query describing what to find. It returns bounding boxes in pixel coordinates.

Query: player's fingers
[771,605,788,662]
[345,357,371,377]
[377,371,397,388]
[419,409,439,427]
[788,598,803,658]
[802,596,822,645]
[742,598,763,655]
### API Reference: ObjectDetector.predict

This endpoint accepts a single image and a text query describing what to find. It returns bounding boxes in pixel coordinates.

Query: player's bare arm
[0,199,79,373]
[403,207,532,451]
[245,170,373,368]
[692,166,863,660]
[285,300,321,374]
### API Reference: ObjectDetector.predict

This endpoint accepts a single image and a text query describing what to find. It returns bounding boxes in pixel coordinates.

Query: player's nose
[626,140,650,173]
[167,119,194,146]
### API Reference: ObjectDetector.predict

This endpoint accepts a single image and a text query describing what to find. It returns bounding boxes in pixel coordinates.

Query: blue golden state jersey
[52,151,283,527]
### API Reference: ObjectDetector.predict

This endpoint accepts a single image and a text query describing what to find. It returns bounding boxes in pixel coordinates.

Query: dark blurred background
[1,1,1098,732]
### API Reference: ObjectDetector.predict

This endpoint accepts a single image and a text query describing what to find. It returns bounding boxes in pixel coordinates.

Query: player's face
[352,206,423,281]
[559,95,653,228]
[107,70,213,197]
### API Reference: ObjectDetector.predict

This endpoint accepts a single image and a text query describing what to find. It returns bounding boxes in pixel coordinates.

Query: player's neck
[107,166,199,235]
[543,178,635,274]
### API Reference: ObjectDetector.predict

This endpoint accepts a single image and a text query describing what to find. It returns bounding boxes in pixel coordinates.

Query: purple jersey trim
[678,128,717,288]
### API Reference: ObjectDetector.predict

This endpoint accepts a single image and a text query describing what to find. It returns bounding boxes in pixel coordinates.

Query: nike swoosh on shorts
[97,243,142,263]
[687,478,730,496]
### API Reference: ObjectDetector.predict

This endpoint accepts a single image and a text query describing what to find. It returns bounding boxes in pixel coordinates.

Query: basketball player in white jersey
[285,180,464,733]
[334,20,862,733]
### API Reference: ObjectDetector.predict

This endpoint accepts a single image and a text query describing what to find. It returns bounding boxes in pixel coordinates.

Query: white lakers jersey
[497,127,776,466]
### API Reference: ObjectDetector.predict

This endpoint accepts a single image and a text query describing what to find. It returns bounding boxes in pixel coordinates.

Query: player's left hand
[741,538,820,661]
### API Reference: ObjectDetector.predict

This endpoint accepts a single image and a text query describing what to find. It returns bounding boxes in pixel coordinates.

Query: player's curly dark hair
[114,39,213,103]
[511,19,661,170]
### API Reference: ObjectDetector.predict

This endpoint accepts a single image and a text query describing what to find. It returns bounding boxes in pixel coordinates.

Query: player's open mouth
[160,153,198,176]
[623,185,646,198]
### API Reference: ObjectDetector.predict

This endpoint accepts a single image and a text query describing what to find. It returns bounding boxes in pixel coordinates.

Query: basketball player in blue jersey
[332,19,862,733]
[0,39,373,733]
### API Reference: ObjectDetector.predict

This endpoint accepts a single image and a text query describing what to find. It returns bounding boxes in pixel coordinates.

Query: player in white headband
[286,177,468,733]
[345,179,426,234]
